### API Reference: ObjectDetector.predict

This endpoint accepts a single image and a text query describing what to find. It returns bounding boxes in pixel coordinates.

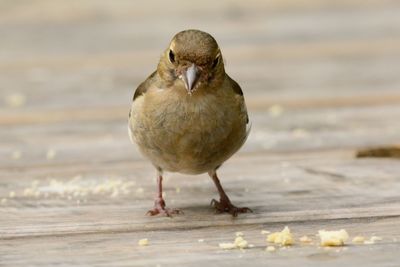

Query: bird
[128,29,251,217]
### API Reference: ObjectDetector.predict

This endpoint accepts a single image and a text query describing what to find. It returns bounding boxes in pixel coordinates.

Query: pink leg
[209,171,252,217]
[146,171,182,217]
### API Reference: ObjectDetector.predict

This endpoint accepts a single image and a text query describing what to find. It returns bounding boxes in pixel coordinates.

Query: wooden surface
[1,1,400,266]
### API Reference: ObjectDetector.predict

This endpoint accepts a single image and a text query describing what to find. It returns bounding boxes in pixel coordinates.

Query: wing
[226,75,249,124]
[132,70,158,101]
[129,71,157,119]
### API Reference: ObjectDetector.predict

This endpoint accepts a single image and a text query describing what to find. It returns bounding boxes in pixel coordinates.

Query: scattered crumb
[364,236,383,244]
[219,243,236,250]
[198,239,204,243]
[8,191,16,198]
[1,198,7,205]
[248,244,255,248]
[234,236,248,249]
[23,188,35,196]
[267,226,294,246]
[235,232,244,237]
[352,236,366,244]
[4,93,26,108]
[268,104,284,117]
[175,187,181,193]
[21,176,136,200]
[46,149,56,160]
[300,235,312,243]
[136,187,144,194]
[292,128,309,138]
[138,238,149,246]
[318,229,349,247]
[261,230,270,235]
[266,246,276,252]
[219,234,249,250]
[11,150,21,160]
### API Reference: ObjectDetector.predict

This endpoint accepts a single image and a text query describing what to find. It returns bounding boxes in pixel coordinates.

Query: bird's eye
[169,49,175,63]
[212,56,220,68]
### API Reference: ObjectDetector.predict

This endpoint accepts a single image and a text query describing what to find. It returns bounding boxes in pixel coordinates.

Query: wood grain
[0,0,399,266]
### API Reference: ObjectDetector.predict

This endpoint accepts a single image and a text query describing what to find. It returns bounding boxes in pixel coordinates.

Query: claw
[146,197,182,217]
[210,198,252,217]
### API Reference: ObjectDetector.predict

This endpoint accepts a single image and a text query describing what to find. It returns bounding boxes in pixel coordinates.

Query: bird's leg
[209,170,252,217]
[146,170,181,217]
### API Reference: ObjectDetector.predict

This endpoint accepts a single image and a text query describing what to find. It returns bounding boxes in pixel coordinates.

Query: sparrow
[128,29,251,217]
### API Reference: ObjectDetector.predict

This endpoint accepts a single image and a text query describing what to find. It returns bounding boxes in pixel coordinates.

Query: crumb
[23,188,35,196]
[175,187,181,193]
[292,128,309,138]
[268,104,284,117]
[234,236,248,249]
[267,226,294,246]
[136,187,144,194]
[235,232,244,237]
[219,234,249,250]
[138,238,149,246]
[198,239,204,243]
[261,230,270,235]
[110,189,119,198]
[266,246,276,252]
[46,149,56,160]
[365,236,382,244]
[1,198,7,204]
[9,191,16,198]
[219,243,236,250]
[299,235,312,243]
[5,93,26,108]
[352,236,366,244]
[318,229,349,246]
[11,150,21,160]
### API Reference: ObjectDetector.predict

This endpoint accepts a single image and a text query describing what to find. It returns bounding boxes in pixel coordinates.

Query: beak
[181,64,200,93]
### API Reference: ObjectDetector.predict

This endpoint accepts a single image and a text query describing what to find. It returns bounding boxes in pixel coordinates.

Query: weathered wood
[1,0,400,266]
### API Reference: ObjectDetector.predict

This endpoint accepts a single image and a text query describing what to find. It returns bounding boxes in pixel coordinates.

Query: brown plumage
[128,29,251,216]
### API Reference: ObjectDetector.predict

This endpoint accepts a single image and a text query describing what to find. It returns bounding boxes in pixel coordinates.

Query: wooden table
[1,1,400,266]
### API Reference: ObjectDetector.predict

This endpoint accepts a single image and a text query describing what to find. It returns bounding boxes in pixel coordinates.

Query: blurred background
[1,0,399,167]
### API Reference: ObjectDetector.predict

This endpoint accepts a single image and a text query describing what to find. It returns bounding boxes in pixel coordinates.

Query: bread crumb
[1,198,7,204]
[219,243,236,250]
[138,238,149,246]
[5,93,26,108]
[318,229,349,246]
[267,226,294,246]
[11,150,21,160]
[268,104,284,117]
[261,230,270,235]
[23,188,35,196]
[364,236,382,244]
[235,232,244,237]
[219,234,249,250]
[234,236,248,249]
[266,246,276,252]
[299,235,312,243]
[46,149,56,160]
[9,191,16,198]
[198,239,204,243]
[136,187,144,194]
[175,187,181,193]
[352,236,366,244]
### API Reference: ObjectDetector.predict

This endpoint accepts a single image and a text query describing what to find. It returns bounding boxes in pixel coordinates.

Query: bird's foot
[210,198,252,217]
[146,197,182,217]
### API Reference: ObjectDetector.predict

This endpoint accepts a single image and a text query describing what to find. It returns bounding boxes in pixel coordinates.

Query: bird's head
[158,29,225,94]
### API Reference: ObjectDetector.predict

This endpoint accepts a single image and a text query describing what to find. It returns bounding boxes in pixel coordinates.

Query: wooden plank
[1,0,400,266]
